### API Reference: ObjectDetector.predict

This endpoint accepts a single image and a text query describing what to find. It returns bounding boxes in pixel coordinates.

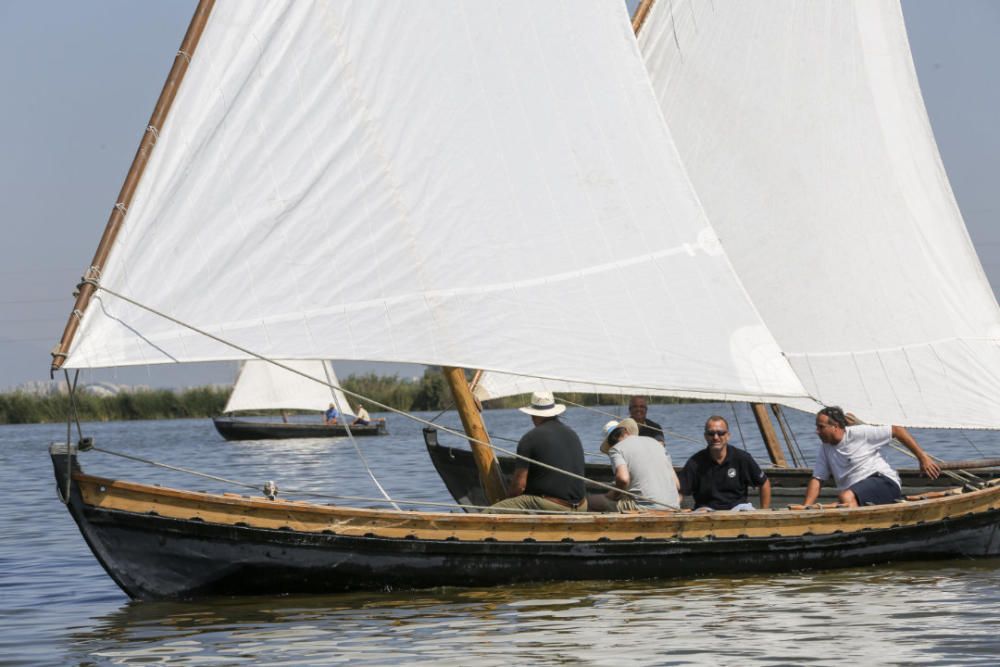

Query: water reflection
[67,560,1000,665]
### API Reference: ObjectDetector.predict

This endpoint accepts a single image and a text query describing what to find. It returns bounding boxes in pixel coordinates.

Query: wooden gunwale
[72,470,1000,542]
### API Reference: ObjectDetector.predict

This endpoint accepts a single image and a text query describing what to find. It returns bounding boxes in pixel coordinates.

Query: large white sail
[638,0,1000,428]
[223,359,353,415]
[64,1,809,404]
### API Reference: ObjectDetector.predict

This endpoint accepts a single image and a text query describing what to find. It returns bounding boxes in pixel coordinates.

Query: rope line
[730,403,748,450]
[85,445,665,515]
[321,363,399,509]
[74,284,671,508]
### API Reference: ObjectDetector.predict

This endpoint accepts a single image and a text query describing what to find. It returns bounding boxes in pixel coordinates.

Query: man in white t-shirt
[351,404,371,426]
[803,406,941,507]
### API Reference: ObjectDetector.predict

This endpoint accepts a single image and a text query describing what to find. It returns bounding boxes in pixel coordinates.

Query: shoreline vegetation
[0,368,692,425]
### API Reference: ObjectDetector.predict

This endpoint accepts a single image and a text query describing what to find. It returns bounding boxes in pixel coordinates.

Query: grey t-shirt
[608,435,680,509]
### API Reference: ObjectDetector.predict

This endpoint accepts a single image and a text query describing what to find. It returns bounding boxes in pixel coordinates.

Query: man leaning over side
[804,406,940,507]
[588,418,680,512]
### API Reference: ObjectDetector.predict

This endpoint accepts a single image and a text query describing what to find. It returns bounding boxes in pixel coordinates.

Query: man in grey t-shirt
[588,418,680,512]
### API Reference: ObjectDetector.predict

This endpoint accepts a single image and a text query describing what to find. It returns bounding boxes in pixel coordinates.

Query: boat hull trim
[51,444,1000,600]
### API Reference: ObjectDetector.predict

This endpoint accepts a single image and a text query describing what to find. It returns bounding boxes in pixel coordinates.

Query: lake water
[4,402,1000,665]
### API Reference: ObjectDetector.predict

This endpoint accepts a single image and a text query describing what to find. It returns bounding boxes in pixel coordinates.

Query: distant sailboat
[47,0,1000,600]
[212,359,386,440]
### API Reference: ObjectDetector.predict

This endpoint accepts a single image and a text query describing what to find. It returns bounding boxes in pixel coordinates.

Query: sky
[0,1,997,391]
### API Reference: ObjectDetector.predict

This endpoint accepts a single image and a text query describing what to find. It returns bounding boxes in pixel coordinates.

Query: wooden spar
[938,458,1000,471]
[750,402,787,467]
[631,0,657,34]
[770,403,800,466]
[442,367,507,504]
[50,0,216,374]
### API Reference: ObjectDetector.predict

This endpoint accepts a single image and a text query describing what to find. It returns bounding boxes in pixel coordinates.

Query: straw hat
[518,391,566,417]
[601,417,638,453]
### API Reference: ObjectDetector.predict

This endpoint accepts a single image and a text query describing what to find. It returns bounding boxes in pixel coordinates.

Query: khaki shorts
[488,494,588,513]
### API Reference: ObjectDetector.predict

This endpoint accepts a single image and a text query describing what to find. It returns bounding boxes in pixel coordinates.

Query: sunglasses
[704,429,728,437]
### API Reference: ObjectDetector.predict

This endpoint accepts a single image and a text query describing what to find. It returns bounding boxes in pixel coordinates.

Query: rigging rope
[84,445,659,514]
[730,403,748,451]
[322,363,400,510]
[71,284,671,508]
[60,368,84,505]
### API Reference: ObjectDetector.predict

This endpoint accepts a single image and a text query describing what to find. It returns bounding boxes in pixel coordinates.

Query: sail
[637,0,1000,428]
[471,369,820,412]
[222,359,353,415]
[63,1,809,404]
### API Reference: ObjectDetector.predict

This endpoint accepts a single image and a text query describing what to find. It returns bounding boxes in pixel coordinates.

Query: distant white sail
[64,1,808,405]
[638,0,1000,428]
[223,359,353,415]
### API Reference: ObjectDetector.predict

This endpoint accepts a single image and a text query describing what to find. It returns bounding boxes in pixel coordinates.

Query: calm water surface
[4,403,1000,665]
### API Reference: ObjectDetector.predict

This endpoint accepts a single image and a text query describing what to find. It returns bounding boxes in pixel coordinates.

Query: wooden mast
[750,402,788,467]
[50,0,216,374]
[442,367,507,505]
[631,0,657,34]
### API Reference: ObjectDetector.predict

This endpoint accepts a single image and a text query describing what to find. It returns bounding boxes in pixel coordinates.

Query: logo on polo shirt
[727,468,736,478]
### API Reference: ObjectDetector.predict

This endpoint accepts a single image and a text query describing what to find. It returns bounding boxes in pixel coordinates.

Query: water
[4,403,1000,665]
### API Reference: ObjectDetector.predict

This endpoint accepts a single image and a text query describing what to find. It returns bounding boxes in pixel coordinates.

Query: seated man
[588,418,679,512]
[804,406,940,507]
[351,404,371,426]
[628,395,665,443]
[490,391,587,512]
[680,416,771,511]
[324,403,339,425]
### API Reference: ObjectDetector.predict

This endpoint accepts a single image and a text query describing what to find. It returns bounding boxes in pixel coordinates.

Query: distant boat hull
[51,444,1000,600]
[212,417,387,440]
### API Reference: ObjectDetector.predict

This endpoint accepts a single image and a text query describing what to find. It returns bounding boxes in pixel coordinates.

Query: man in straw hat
[588,418,680,512]
[490,391,587,512]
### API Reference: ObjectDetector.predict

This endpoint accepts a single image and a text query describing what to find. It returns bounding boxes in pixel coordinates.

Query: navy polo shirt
[637,417,664,442]
[679,446,767,510]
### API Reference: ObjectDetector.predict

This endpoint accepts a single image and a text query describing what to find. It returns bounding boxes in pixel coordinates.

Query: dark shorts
[848,472,902,506]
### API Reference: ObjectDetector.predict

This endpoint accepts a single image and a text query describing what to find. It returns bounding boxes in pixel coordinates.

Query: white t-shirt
[812,424,900,491]
[608,435,680,509]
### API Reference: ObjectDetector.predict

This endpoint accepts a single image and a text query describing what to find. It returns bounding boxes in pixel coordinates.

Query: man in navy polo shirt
[679,415,771,511]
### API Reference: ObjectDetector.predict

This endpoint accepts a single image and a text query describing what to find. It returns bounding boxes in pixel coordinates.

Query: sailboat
[49,0,1000,600]
[212,359,387,440]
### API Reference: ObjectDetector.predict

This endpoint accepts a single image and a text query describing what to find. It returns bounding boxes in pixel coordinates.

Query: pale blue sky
[0,1,997,390]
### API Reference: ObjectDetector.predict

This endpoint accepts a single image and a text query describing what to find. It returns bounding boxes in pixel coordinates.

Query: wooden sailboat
[48,0,1000,600]
[212,359,387,440]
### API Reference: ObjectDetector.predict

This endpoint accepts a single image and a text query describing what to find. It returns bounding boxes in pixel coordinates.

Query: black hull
[64,495,1000,598]
[51,444,1000,600]
[422,428,995,509]
[213,417,387,440]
